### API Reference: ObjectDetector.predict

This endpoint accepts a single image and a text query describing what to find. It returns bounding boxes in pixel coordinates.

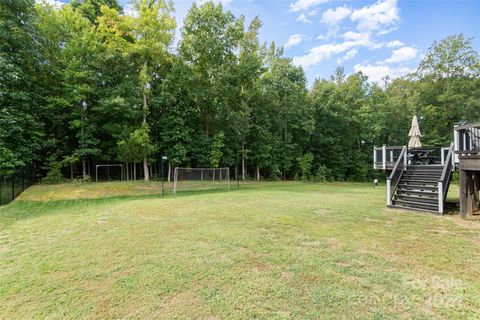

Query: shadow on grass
[0,187,240,226]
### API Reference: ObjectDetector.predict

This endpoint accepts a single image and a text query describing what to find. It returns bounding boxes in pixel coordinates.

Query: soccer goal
[173,167,230,194]
[95,164,123,182]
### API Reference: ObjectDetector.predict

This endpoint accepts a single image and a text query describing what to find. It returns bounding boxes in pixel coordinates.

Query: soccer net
[95,164,123,182]
[173,167,230,194]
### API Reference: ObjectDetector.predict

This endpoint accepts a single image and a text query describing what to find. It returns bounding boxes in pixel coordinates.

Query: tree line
[1,0,479,182]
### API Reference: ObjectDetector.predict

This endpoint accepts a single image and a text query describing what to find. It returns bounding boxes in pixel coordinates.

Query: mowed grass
[1,181,479,319]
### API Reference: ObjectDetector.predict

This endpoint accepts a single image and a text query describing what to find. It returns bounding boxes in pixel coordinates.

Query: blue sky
[61,0,480,86]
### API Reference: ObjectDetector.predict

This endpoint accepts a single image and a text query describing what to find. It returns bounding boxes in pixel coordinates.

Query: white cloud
[293,41,359,69]
[377,26,398,35]
[354,63,413,83]
[386,40,404,47]
[285,34,305,49]
[297,13,312,23]
[351,0,400,32]
[290,0,331,12]
[342,31,369,42]
[321,6,352,25]
[293,31,390,69]
[35,0,63,9]
[384,46,417,63]
[291,0,410,73]
[336,49,358,64]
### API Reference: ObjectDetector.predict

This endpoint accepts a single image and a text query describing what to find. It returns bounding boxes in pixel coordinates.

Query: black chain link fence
[0,166,36,206]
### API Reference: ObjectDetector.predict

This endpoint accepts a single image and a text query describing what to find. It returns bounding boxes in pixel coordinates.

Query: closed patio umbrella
[408,115,422,148]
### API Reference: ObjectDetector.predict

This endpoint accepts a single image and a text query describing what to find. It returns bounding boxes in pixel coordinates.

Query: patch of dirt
[445,215,480,229]
[299,240,324,247]
[325,237,343,251]
[315,208,330,215]
[154,286,213,319]
[281,271,294,280]
[251,262,272,272]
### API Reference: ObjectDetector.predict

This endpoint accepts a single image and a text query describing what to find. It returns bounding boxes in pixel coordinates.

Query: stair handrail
[386,146,407,206]
[437,143,454,213]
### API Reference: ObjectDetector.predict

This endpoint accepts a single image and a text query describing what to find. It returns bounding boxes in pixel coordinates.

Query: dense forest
[1,0,479,182]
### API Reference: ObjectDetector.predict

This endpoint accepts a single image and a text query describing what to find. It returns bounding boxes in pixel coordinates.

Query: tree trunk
[168,162,171,182]
[70,164,74,181]
[256,165,260,181]
[143,90,150,181]
[126,163,129,181]
[134,163,137,181]
[205,115,210,139]
[241,143,246,180]
[82,160,86,180]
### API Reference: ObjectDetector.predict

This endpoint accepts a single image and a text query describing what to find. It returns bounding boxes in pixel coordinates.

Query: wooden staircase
[386,144,454,214]
[391,165,445,213]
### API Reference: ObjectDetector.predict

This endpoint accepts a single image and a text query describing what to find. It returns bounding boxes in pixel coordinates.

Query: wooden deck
[456,122,480,220]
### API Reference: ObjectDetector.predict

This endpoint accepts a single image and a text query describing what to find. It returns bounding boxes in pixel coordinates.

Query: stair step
[402,176,440,181]
[403,172,441,176]
[392,199,439,210]
[397,185,438,191]
[388,204,441,214]
[398,179,438,185]
[407,168,443,171]
[408,165,444,169]
[396,189,438,196]
[394,194,439,204]
[406,170,443,174]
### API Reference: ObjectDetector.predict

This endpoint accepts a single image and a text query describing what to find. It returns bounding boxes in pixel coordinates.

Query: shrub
[41,162,64,184]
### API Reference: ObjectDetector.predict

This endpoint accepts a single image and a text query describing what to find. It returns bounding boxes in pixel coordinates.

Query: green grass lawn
[1,181,479,319]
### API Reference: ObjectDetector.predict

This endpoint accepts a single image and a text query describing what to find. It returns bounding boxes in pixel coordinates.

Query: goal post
[173,167,230,195]
[95,164,123,182]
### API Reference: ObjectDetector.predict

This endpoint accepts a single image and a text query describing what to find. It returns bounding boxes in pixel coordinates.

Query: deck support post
[438,181,443,214]
[386,179,391,206]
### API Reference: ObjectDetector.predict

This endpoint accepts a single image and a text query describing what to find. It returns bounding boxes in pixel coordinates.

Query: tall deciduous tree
[179,2,243,143]
[71,0,122,23]
[98,0,175,180]
[415,34,480,145]
[0,0,44,174]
